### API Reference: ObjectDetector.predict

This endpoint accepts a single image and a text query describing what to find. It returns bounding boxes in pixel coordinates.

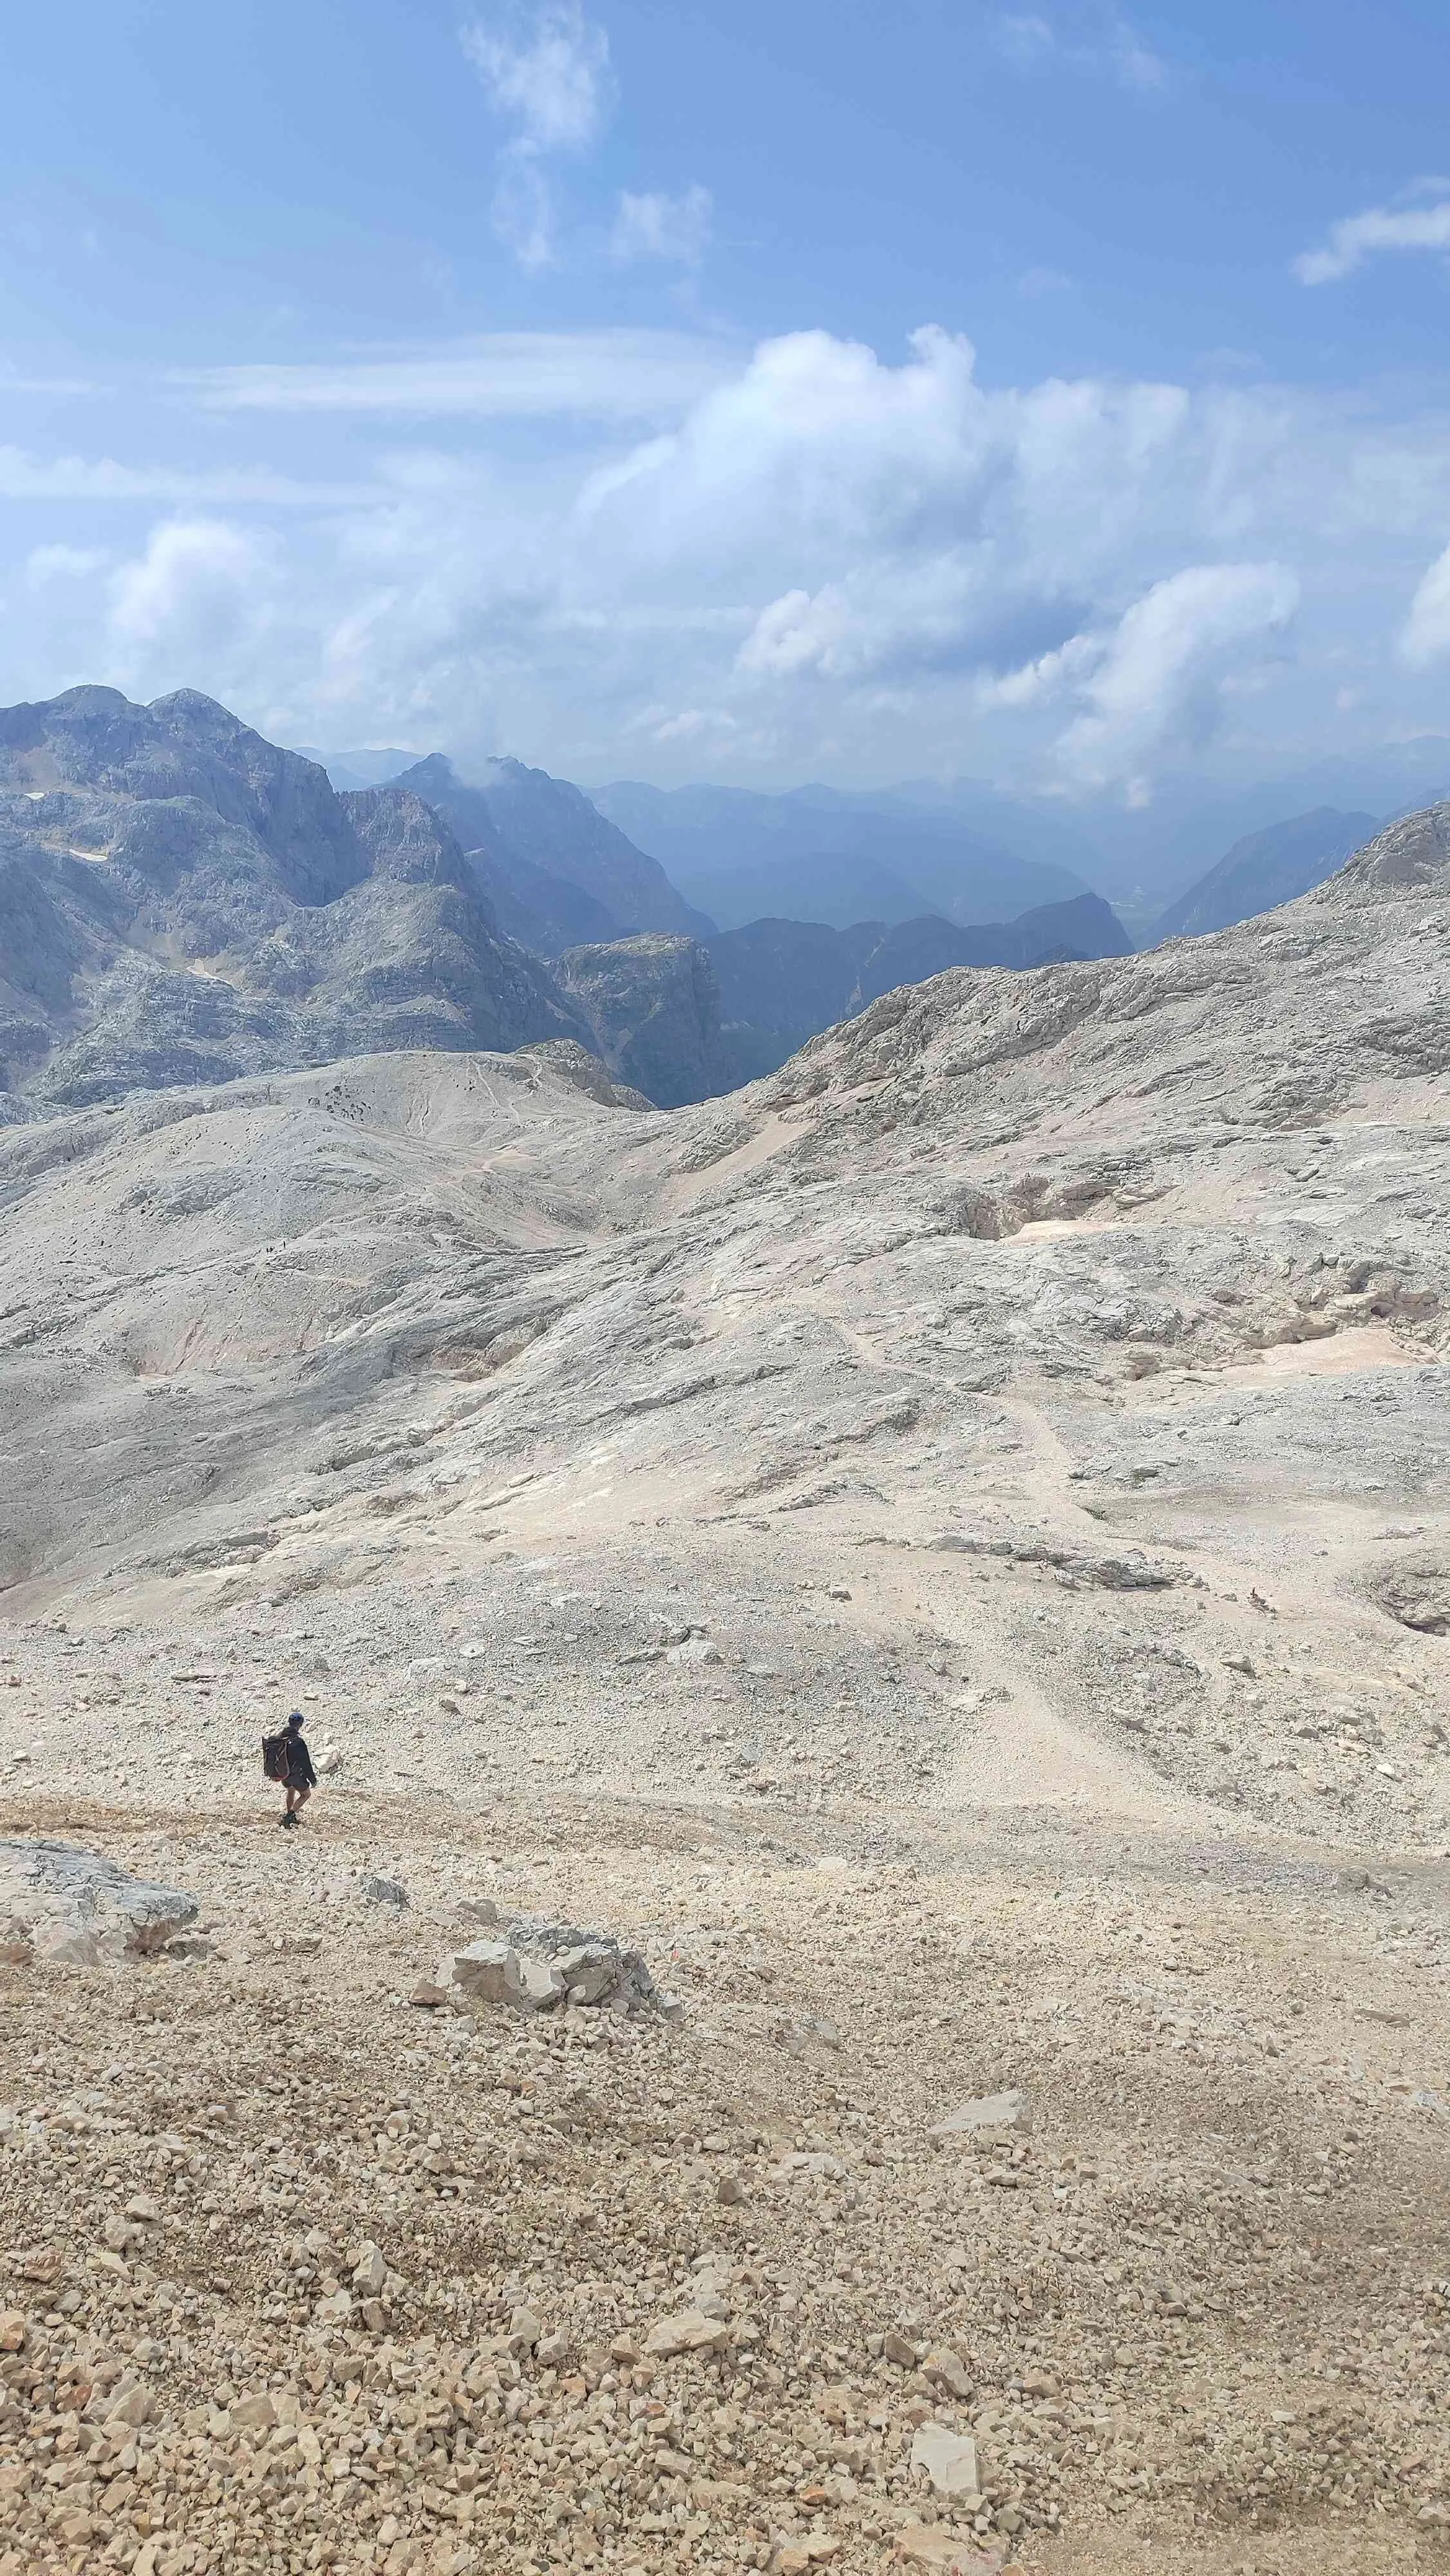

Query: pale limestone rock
[930,2088,1031,2138]
[645,2307,731,2356]
[0,1840,196,1967]
[910,2420,980,2497]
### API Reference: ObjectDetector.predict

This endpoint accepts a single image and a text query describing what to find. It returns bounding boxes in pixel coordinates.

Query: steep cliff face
[393,752,708,938]
[0,694,586,1112]
[558,933,734,1107]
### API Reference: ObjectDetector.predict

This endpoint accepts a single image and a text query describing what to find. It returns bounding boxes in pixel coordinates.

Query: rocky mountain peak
[1324,798,1450,898]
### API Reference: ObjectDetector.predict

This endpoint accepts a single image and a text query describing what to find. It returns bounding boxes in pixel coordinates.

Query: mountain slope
[395,752,708,937]
[705,890,1132,1079]
[1154,804,1379,939]
[6,811,1450,2576]
[0,688,586,1111]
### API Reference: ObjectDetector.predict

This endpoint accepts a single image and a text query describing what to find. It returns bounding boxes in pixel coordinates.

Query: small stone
[883,2327,922,2367]
[507,1949,566,2011]
[717,2171,749,2206]
[352,2243,386,2297]
[922,2349,974,2400]
[894,2527,979,2571]
[440,1938,513,2003]
[0,2313,26,2352]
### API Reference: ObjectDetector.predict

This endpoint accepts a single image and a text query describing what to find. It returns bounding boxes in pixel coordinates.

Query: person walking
[279,1709,317,1829]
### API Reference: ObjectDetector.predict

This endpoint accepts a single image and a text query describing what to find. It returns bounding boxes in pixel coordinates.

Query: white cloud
[24,543,111,587]
[12,322,1450,794]
[1400,538,1450,667]
[185,332,733,421]
[460,1,612,151]
[610,185,713,267]
[106,520,278,697]
[0,445,370,504]
[992,6,1169,93]
[461,3,614,268]
[1034,562,1299,791]
[1295,196,1450,286]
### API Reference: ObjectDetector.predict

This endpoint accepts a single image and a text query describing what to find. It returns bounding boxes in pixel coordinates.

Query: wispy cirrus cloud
[1295,189,1450,285]
[0,446,373,505]
[182,331,735,422]
[610,185,713,268]
[460,1,614,269]
[992,6,1170,94]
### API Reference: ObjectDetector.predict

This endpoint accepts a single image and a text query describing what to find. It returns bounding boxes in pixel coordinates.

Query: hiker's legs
[293,1784,311,1819]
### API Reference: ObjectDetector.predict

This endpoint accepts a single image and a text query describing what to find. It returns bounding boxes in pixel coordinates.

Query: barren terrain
[5,804,1450,2576]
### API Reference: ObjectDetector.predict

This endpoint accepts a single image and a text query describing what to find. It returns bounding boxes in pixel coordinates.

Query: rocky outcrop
[427,1909,675,2018]
[1154,807,1379,940]
[559,933,734,1106]
[0,1840,197,1965]
[0,695,587,1111]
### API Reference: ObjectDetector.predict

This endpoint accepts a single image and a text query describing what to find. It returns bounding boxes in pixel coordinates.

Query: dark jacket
[287,1731,317,1790]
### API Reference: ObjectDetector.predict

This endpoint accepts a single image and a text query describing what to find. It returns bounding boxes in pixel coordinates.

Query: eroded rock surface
[0,1839,196,1964]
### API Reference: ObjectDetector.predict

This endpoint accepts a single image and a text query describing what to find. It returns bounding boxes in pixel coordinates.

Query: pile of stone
[417,1899,680,2020]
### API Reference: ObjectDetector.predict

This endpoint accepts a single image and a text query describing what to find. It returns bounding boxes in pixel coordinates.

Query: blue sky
[3,0,1450,797]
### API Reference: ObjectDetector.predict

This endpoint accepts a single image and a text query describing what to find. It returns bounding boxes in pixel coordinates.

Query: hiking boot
[279,1811,298,1829]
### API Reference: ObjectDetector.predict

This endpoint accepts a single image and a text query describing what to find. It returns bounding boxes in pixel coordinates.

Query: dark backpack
[261,1731,292,1783]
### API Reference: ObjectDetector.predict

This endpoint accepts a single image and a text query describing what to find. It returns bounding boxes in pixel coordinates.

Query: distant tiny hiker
[261,1710,317,1830]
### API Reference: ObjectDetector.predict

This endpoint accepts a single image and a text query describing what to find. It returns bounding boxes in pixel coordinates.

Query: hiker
[264,1709,317,1830]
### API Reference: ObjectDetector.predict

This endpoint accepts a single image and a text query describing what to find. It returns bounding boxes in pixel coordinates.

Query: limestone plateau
[5,742,1450,2576]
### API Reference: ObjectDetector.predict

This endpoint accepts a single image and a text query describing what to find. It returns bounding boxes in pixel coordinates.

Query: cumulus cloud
[1400,539,1450,667]
[1295,194,1450,286]
[1017,562,1299,793]
[461,2,614,268]
[24,543,111,587]
[610,185,713,267]
[106,519,279,697]
[11,321,1450,794]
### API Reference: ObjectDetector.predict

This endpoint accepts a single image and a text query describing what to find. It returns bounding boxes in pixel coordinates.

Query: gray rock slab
[0,1840,198,1967]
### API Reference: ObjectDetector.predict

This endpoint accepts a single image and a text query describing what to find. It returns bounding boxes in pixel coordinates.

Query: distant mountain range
[0,690,1134,1122]
[592,777,1090,927]
[705,894,1131,1081]
[1153,807,1380,941]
